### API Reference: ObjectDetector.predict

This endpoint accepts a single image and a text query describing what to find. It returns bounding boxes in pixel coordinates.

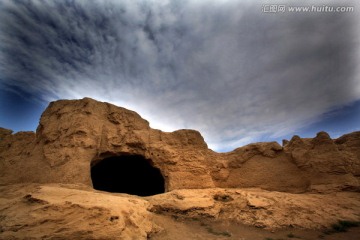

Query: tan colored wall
[1,98,359,193]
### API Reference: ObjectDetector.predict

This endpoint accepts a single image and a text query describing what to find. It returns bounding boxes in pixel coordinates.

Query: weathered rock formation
[1,98,360,239]
[1,97,359,194]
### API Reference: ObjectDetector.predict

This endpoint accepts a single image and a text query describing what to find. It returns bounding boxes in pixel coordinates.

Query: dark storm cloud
[0,0,359,150]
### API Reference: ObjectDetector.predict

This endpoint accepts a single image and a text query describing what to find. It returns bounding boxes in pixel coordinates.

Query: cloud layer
[0,0,359,151]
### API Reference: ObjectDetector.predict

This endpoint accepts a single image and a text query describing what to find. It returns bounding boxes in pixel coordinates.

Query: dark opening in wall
[91,155,165,196]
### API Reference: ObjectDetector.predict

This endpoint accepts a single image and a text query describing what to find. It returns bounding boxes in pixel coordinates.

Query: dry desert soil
[1,183,359,240]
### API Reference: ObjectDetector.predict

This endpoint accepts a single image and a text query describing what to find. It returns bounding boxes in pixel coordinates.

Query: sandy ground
[1,184,359,239]
[150,214,360,240]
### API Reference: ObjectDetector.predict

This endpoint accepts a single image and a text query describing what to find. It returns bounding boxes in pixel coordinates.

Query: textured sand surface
[1,184,359,239]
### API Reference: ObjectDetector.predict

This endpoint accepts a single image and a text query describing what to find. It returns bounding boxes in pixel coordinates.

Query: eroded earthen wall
[1,98,359,193]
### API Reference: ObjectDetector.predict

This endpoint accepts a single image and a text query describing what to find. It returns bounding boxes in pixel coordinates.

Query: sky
[0,0,359,152]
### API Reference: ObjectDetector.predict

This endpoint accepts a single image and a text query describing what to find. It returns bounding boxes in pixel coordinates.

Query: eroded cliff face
[0,98,214,191]
[0,98,359,194]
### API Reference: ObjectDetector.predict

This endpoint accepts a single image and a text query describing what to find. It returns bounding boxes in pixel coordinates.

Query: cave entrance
[91,155,165,196]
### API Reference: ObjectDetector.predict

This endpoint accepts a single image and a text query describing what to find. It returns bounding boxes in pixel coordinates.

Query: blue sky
[0,86,46,132]
[0,0,359,152]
